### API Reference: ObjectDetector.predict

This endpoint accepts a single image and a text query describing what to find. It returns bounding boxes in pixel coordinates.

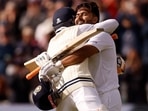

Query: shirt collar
[55,27,67,33]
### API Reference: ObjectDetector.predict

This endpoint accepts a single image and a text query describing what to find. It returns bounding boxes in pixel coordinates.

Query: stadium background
[0,0,147,110]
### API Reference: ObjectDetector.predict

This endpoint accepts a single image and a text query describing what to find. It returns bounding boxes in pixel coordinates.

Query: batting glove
[35,52,51,67]
[39,60,64,83]
[117,55,125,75]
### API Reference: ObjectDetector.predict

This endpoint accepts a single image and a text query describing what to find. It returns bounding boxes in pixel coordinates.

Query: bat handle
[26,67,40,80]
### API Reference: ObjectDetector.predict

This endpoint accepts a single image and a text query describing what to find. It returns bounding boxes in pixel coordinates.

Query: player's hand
[35,52,51,67]
[117,55,125,75]
[111,33,118,40]
[39,60,64,83]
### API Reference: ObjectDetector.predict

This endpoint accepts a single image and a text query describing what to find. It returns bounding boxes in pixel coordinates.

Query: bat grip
[26,67,40,80]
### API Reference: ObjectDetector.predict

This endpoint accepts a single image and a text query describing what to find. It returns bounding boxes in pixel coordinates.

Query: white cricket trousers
[56,87,105,111]
[99,89,122,111]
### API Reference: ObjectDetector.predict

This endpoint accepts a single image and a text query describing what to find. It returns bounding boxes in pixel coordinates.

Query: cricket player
[32,4,121,111]
[73,2,122,111]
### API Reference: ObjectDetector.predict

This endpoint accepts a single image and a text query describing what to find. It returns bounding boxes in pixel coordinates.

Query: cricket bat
[24,28,104,80]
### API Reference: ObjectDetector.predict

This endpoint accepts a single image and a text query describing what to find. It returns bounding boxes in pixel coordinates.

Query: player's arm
[78,19,119,41]
[61,45,98,67]
[94,19,119,40]
[61,26,115,67]
[94,19,119,34]
[78,19,119,35]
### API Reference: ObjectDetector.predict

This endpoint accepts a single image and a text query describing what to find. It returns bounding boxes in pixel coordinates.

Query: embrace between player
[30,2,124,111]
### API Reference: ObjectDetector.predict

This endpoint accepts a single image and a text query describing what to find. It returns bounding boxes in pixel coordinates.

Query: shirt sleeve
[94,19,119,34]
[85,32,114,52]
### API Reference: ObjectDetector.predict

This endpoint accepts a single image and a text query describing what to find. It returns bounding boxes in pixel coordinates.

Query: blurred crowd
[0,0,147,105]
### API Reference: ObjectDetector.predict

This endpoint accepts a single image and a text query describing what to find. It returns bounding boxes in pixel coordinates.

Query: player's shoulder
[100,31,112,39]
[92,31,112,42]
[78,24,93,29]
[77,24,94,33]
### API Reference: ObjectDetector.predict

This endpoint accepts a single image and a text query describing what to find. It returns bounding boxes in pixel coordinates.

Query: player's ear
[92,16,98,23]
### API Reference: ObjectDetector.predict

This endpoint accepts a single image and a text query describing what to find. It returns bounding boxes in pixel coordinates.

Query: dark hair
[75,2,100,22]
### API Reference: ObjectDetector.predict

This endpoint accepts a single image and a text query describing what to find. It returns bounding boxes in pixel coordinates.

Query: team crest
[56,18,62,24]
[33,85,42,95]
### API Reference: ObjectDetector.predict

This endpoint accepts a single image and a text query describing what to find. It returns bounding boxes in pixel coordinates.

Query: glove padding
[117,55,125,75]
[35,52,51,67]
[39,60,63,83]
